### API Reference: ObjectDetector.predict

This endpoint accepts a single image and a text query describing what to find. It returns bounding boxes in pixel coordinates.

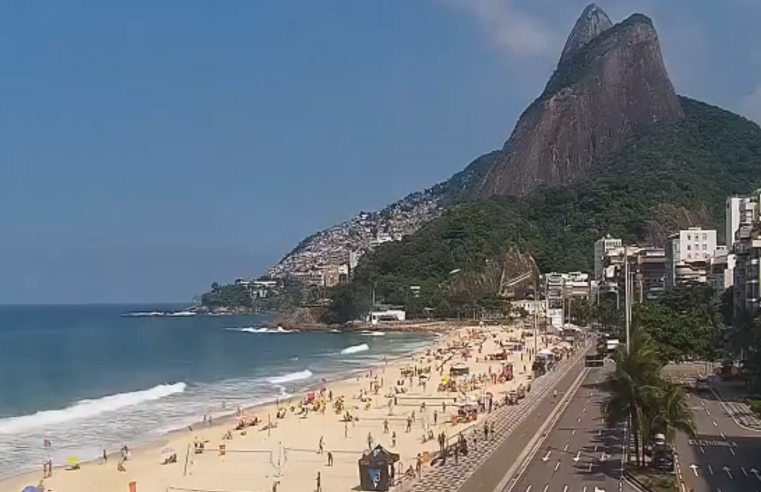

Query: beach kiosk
[449,362,470,378]
[358,445,399,491]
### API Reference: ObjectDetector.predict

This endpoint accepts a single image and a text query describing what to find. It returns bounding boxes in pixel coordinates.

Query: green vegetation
[602,330,694,465]
[201,280,305,312]
[325,97,761,322]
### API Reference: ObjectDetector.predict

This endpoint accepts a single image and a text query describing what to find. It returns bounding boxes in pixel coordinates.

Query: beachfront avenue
[2,323,593,492]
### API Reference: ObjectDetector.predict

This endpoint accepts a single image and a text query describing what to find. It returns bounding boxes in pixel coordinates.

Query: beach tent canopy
[537,348,553,356]
[358,445,400,491]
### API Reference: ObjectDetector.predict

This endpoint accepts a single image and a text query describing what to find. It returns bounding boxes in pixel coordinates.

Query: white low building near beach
[368,310,406,324]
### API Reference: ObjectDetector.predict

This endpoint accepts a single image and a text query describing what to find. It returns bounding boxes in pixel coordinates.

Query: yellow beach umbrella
[65,456,79,464]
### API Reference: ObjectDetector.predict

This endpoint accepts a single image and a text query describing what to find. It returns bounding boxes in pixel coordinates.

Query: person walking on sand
[327,451,333,466]
[392,431,397,447]
[433,410,438,425]
[344,420,349,439]
[316,472,322,492]
[367,432,374,449]
[490,421,495,440]
[102,448,108,464]
[406,416,412,433]
[318,436,324,454]
[383,419,389,434]
[483,421,489,441]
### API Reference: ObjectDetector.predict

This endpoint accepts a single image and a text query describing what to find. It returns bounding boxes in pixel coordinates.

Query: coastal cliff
[475,11,683,198]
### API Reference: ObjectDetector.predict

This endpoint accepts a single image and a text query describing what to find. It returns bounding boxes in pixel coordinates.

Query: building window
[687,245,691,251]
[703,244,707,250]
[703,233,707,240]
[687,253,692,259]
[687,235,691,241]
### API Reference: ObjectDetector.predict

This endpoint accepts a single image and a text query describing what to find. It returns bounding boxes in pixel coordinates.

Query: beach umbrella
[65,456,79,464]
[21,487,38,492]
[161,447,175,456]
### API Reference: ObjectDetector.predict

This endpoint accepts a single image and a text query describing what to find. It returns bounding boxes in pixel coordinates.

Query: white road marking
[572,429,576,436]
[712,420,718,427]
[720,432,726,439]
[708,464,714,475]
[577,416,582,422]
[542,485,549,492]
[562,486,568,492]
[706,409,711,416]
[594,444,598,452]
[524,486,532,492]
[563,444,569,452]
[598,429,602,436]
[542,450,551,462]
[699,446,705,454]
[730,447,736,456]
[554,461,560,471]
[742,466,748,477]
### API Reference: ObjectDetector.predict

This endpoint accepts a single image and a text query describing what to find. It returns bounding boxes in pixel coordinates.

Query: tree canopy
[324,97,761,322]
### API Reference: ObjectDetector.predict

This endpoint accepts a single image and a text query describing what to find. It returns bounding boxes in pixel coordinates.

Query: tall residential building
[594,235,622,281]
[665,227,717,287]
[600,245,666,302]
[710,252,736,301]
[733,223,761,315]
[726,195,757,248]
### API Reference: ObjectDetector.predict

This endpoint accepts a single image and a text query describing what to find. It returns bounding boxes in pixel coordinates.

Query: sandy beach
[1,321,571,492]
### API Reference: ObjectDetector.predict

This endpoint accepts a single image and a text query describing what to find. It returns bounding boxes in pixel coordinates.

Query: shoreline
[0,331,437,487]
[0,321,560,492]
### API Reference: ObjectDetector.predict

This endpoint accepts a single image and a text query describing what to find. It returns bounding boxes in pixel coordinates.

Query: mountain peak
[474,5,683,199]
[559,3,613,65]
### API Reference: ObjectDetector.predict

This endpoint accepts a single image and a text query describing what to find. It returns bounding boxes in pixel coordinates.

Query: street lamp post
[624,246,631,355]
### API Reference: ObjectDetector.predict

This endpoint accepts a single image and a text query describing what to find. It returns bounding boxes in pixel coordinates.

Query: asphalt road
[670,367,761,492]
[507,366,635,492]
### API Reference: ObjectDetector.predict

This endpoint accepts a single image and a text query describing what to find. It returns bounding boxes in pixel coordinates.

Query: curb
[707,383,761,433]
[493,365,591,492]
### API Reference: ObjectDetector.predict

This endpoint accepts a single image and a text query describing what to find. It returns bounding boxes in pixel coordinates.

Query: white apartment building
[710,252,736,300]
[727,195,758,248]
[665,227,717,287]
[594,235,622,281]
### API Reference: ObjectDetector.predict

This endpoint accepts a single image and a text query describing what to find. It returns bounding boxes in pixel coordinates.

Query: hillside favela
[5,3,761,492]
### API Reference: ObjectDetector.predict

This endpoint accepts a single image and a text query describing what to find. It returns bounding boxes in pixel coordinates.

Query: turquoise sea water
[0,304,433,479]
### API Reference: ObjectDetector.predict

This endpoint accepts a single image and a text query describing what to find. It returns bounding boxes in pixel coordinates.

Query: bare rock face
[475,10,684,198]
[559,3,613,65]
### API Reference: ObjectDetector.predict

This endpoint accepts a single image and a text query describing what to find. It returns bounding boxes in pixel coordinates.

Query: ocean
[0,304,433,479]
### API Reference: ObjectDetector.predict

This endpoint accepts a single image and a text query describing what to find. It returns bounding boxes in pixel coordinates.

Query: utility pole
[624,245,631,355]
[533,277,539,354]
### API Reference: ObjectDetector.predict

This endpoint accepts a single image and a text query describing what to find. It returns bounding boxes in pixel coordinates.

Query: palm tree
[646,382,695,443]
[602,330,661,466]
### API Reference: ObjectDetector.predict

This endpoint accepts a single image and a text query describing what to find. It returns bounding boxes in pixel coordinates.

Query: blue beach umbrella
[21,487,38,492]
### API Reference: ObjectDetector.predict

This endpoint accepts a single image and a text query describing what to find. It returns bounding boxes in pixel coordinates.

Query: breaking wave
[229,326,296,334]
[267,370,313,384]
[340,343,370,355]
[0,383,187,434]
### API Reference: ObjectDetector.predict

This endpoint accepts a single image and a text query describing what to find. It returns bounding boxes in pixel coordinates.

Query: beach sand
[0,322,561,492]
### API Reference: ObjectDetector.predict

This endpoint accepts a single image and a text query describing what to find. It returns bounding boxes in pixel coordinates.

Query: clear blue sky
[1,0,760,304]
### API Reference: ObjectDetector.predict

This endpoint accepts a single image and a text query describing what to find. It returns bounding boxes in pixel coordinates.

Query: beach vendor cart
[358,445,399,491]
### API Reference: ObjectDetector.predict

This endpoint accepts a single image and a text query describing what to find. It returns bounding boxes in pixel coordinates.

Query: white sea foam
[0,383,186,434]
[340,343,370,355]
[122,310,196,317]
[361,331,385,337]
[267,370,313,384]
[230,326,296,334]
